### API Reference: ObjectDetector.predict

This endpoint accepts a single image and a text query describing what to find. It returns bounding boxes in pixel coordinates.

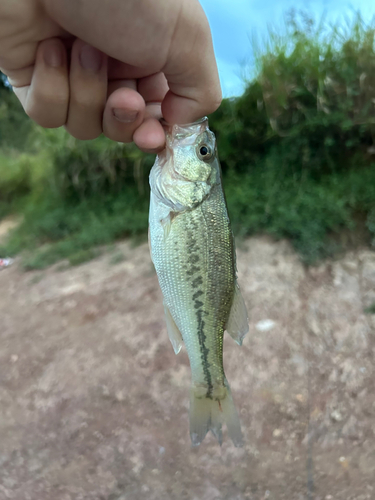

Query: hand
[0,0,221,153]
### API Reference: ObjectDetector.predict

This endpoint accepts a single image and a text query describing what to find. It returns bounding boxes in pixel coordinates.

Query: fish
[148,117,249,446]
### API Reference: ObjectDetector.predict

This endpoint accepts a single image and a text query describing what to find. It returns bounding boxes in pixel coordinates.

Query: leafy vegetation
[0,127,151,268]
[211,11,375,261]
[0,12,375,268]
[0,72,34,152]
[364,302,375,314]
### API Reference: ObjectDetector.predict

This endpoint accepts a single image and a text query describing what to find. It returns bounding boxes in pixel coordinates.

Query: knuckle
[27,114,63,129]
[25,103,65,128]
[29,89,68,110]
[70,93,98,110]
[206,87,222,115]
[69,86,106,111]
[70,129,101,141]
[103,127,132,144]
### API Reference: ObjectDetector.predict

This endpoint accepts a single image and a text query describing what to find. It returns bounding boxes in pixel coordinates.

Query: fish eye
[197,144,213,161]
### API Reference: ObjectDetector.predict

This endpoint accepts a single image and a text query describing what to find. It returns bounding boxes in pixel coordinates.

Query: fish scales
[158,185,233,390]
[148,117,249,446]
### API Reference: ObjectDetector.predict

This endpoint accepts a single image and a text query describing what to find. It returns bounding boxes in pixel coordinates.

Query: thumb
[161,1,222,124]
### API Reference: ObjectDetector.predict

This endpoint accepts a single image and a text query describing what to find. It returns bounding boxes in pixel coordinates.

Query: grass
[109,251,127,266]
[224,161,375,264]
[0,11,375,269]
[1,160,374,269]
[364,303,375,315]
[0,189,149,270]
[27,274,44,285]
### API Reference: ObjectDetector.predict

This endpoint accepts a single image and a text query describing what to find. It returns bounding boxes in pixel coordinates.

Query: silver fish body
[148,118,248,446]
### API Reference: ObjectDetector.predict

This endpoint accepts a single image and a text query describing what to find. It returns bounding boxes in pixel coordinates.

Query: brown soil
[1,234,375,500]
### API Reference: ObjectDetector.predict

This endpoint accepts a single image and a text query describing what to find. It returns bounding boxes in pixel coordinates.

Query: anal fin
[164,302,183,354]
[225,282,249,346]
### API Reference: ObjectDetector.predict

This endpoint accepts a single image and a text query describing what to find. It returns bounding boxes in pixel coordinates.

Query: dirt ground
[1,233,375,500]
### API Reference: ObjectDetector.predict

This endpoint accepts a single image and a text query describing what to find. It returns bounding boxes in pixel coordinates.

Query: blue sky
[200,0,375,97]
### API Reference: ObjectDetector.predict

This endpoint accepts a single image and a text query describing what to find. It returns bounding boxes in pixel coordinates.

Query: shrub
[1,12,374,266]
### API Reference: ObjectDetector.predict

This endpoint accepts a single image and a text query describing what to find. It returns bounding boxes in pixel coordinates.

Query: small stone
[330,410,343,422]
[10,354,18,363]
[274,394,283,404]
[273,428,282,437]
[101,385,110,397]
[255,319,276,332]
[64,299,77,309]
[115,390,125,401]
[339,456,349,469]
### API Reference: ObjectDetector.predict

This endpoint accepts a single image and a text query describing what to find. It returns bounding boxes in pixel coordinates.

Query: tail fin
[189,380,243,447]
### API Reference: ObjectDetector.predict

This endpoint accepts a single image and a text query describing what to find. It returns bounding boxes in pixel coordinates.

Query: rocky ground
[1,234,375,500]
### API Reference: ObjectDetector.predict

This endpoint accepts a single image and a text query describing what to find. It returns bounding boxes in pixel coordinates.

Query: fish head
[150,118,219,211]
[162,117,218,184]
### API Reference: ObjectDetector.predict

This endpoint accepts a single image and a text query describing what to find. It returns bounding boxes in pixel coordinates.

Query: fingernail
[44,44,64,68]
[113,108,139,123]
[79,45,102,73]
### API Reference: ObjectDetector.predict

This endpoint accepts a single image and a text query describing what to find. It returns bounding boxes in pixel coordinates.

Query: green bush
[0,74,34,151]
[33,128,153,202]
[1,188,149,269]
[0,12,375,267]
[211,11,375,260]
[0,127,152,267]
[212,11,375,175]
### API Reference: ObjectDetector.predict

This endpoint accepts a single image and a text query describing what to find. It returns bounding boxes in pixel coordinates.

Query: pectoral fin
[163,302,183,354]
[161,215,172,240]
[161,212,178,241]
[225,282,249,346]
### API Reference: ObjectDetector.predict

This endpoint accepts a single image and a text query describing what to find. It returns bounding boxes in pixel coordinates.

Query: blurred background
[1,5,375,500]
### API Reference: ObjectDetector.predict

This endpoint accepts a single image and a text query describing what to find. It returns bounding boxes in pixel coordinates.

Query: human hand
[0,0,221,153]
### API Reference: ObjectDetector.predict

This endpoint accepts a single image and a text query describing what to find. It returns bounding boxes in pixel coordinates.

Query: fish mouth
[160,117,209,147]
[160,116,207,128]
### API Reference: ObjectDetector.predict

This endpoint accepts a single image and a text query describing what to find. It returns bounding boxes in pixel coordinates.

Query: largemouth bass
[148,117,248,446]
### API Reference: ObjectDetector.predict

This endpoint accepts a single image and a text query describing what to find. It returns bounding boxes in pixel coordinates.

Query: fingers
[132,73,167,152]
[103,85,145,143]
[104,72,167,151]
[65,39,108,140]
[13,38,69,128]
[9,0,221,152]
[133,118,165,153]
[137,73,168,104]
[43,0,221,126]
[12,38,167,151]
[12,38,111,139]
